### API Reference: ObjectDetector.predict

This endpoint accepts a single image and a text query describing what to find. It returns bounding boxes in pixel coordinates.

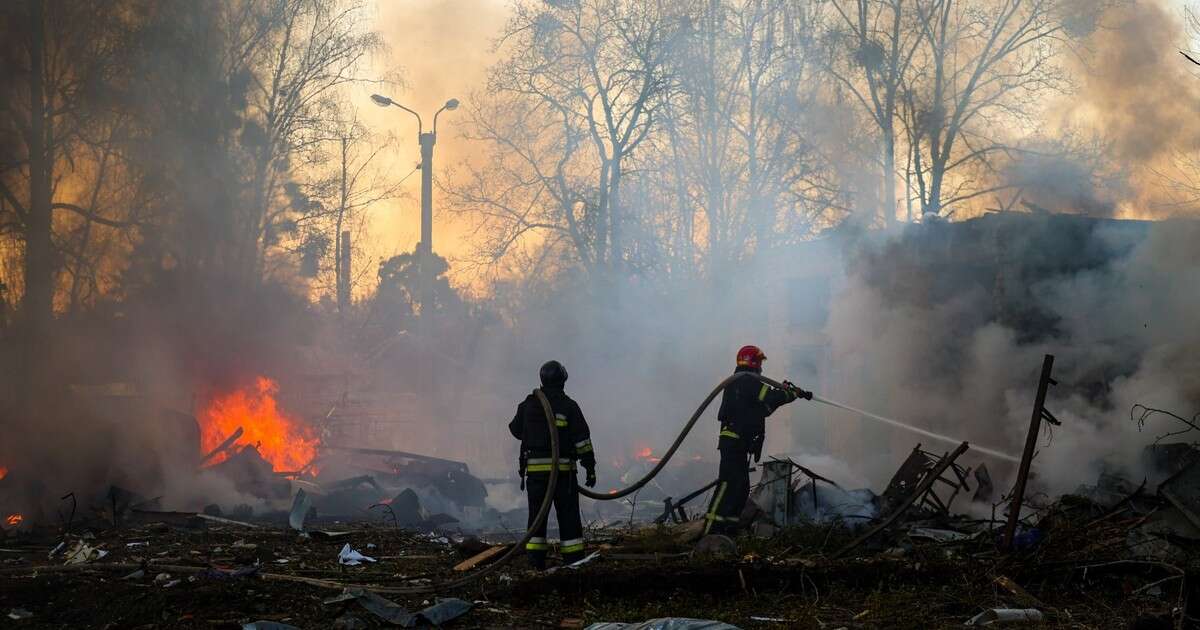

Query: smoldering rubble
[2,0,1200,626]
[2,213,1199,629]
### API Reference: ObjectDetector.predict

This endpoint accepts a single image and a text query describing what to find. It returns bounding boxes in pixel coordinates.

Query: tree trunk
[335,136,347,314]
[926,156,945,216]
[22,0,55,398]
[882,124,897,228]
[609,155,622,273]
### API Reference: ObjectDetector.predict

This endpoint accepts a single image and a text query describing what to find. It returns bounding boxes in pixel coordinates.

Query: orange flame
[5,513,22,526]
[634,446,661,464]
[0,465,7,480]
[197,376,319,473]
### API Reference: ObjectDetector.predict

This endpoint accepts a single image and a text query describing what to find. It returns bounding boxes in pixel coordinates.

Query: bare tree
[288,114,404,310]
[901,0,1072,218]
[450,0,676,277]
[651,0,835,274]
[0,0,143,404]
[825,0,924,226]
[221,0,381,284]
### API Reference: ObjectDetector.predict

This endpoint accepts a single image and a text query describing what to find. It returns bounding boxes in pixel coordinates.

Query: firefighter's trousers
[705,441,751,536]
[525,469,585,569]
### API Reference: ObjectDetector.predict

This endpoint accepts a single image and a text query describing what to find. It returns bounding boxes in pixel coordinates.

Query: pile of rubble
[4,435,1199,628]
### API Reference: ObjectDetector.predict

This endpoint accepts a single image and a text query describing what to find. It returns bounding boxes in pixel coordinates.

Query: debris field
[4,437,1199,630]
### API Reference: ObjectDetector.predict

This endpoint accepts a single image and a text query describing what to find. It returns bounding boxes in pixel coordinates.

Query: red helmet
[736,345,766,370]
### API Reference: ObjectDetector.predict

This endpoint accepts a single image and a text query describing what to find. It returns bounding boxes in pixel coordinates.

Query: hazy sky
[352,0,1199,290]
[354,0,508,288]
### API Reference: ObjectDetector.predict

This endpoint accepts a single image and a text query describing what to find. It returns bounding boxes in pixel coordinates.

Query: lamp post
[370,93,459,319]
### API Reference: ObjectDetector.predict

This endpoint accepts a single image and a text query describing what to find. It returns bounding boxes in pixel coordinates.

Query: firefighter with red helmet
[508,360,597,569]
[704,345,812,536]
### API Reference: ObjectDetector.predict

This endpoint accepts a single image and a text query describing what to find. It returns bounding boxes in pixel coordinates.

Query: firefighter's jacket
[717,368,798,459]
[509,387,596,474]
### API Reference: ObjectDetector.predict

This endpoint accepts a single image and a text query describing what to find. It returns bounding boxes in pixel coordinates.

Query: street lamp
[371,93,459,318]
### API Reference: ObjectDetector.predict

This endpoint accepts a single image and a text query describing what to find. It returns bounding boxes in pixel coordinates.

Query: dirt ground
[0,514,1188,630]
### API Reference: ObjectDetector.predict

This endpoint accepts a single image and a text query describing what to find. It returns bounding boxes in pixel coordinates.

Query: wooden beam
[453,545,508,572]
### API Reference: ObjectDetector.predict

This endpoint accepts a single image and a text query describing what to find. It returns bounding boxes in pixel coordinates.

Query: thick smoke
[5,0,1200,528]
[824,217,1200,494]
[1073,1,1200,164]
[1003,149,1122,217]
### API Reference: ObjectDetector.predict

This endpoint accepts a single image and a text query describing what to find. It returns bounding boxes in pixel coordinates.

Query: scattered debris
[1158,456,1200,530]
[2,433,1194,628]
[199,566,260,580]
[694,534,737,558]
[972,462,994,503]
[288,488,313,531]
[310,530,353,540]
[964,608,1044,626]
[585,619,740,630]
[386,488,425,527]
[323,588,472,627]
[835,442,970,558]
[242,622,302,630]
[993,576,1045,610]
[793,483,876,525]
[545,550,602,574]
[416,598,474,626]
[656,480,718,524]
[879,444,973,518]
[453,544,508,571]
[63,540,108,565]
[907,527,972,543]
[199,426,244,467]
[337,543,376,566]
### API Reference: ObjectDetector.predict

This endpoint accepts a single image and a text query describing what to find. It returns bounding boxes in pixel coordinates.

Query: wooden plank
[994,575,1046,609]
[1002,354,1055,550]
[453,545,508,572]
[194,513,262,528]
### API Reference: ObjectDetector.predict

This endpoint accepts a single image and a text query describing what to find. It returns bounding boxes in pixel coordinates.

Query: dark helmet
[539,360,568,388]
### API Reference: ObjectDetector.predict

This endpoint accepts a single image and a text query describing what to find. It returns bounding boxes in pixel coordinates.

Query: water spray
[810,394,1021,463]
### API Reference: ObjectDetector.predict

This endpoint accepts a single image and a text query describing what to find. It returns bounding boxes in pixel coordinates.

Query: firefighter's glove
[750,436,764,462]
[585,468,597,488]
[784,380,813,400]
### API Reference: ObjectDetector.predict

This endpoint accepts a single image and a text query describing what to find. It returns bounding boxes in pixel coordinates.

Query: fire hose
[575,372,792,500]
[6,374,1014,595]
[369,372,1015,593]
[317,373,768,593]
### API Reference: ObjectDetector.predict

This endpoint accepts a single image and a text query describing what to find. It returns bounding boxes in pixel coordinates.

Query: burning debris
[1,0,1198,625]
[198,377,320,474]
[4,429,1199,628]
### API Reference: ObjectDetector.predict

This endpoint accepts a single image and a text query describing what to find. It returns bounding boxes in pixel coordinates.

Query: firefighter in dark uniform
[508,360,597,569]
[704,345,811,536]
